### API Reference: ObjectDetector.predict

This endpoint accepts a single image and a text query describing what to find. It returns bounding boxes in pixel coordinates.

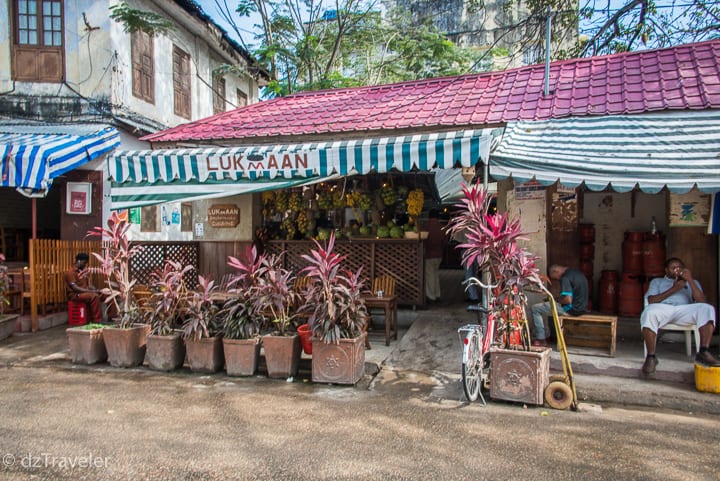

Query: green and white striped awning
[109,129,495,209]
[491,111,720,193]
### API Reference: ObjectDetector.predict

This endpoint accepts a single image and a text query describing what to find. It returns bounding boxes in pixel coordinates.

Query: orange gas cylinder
[579,223,595,244]
[580,259,594,278]
[598,270,619,314]
[618,273,643,317]
[622,232,645,275]
[579,243,595,260]
[643,233,666,277]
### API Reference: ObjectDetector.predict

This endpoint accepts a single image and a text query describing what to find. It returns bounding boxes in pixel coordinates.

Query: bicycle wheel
[461,331,482,402]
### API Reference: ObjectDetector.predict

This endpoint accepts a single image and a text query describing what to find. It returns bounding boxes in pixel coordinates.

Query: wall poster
[669,190,710,227]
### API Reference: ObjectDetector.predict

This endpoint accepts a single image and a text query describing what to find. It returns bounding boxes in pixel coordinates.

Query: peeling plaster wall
[110,0,258,127]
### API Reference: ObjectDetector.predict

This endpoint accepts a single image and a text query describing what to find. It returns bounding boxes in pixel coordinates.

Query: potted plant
[182,275,224,373]
[66,323,108,364]
[255,253,301,379]
[144,260,192,371]
[446,182,549,404]
[0,253,19,341]
[87,212,149,368]
[220,246,265,376]
[300,232,369,384]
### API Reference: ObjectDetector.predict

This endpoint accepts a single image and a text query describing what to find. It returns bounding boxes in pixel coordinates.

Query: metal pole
[544,7,552,97]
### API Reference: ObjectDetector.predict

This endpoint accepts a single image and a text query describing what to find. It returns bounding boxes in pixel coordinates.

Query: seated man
[65,252,103,323]
[530,264,588,347]
[641,257,720,374]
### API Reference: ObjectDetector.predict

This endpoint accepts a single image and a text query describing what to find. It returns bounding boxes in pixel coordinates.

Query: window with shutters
[131,30,154,104]
[12,0,64,82]
[236,89,248,108]
[172,46,191,119]
[212,76,226,114]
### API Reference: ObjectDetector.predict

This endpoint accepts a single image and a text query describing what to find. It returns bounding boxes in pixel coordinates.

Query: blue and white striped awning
[491,111,720,194]
[109,129,495,209]
[0,124,120,196]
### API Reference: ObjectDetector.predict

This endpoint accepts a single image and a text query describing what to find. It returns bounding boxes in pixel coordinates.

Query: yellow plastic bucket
[694,363,720,394]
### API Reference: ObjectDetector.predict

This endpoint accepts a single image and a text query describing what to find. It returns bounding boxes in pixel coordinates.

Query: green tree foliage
[578,0,719,56]
[109,2,174,36]
[215,0,482,96]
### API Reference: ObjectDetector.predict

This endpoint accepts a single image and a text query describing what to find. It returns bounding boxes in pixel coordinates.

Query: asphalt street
[0,364,718,481]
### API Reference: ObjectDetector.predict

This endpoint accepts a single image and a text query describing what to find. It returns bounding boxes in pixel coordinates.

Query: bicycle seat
[466,304,488,314]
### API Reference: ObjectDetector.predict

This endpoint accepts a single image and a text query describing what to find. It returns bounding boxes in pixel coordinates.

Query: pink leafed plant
[299,232,368,344]
[86,211,144,328]
[446,182,543,323]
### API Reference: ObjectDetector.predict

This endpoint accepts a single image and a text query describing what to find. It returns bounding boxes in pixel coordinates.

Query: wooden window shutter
[172,45,191,119]
[212,76,226,114]
[131,30,154,103]
[236,89,248,108]
[11,0,64,82]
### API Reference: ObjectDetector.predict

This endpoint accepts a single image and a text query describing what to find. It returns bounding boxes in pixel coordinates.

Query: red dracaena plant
[87,211,144,328]
[254,253,298,336]
[221,245,266,340]
[446,182,542,320]
[182,275,220,341]
[147,260,194,336]
[299,232,368,344]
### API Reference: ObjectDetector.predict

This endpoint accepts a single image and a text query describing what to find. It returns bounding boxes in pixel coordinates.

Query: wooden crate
[558,314,617,357]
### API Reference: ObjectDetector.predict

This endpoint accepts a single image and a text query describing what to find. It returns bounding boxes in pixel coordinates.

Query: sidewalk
[1,300,718,415]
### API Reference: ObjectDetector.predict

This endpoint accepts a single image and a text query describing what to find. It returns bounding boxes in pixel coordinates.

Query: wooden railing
[28,239,103,331]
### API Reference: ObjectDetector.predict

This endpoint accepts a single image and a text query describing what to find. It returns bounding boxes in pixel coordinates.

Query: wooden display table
[558,313,617,357]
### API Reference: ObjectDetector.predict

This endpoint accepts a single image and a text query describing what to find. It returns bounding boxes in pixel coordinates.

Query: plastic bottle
[161,205,170,225]
[651,216,657,235]
[171,206,180,224]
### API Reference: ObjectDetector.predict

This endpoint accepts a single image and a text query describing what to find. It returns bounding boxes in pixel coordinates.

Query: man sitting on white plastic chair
[641,257,720,374]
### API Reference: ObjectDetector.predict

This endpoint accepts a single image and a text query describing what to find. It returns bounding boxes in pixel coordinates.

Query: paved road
[0,365,718,481]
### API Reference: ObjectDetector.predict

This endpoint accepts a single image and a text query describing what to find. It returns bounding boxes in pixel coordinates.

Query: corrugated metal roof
[143,40,720,144]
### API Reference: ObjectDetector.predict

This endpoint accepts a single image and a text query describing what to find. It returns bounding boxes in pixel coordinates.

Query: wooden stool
[558,313,617,357]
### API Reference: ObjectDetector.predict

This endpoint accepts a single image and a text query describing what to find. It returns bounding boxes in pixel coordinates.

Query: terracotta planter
[297,324,313,355]
[223,338,261,376]
[102,324,150,368]
[262,334,301,379]
[311,334,366,385]
[66,326,107,364]
[0,314,19,342]
[489,347,550,405]
[146,333,186,371]
[185,336,224,373]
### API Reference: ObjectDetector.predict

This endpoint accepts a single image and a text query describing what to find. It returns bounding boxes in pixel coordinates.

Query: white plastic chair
[642,298,700,358]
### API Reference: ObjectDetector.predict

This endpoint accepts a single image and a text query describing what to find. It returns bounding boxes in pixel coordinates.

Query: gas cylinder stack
[578,223,595,311]
[618,220,666,317]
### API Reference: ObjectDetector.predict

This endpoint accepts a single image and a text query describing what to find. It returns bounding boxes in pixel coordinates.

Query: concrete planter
[66,326,108,365]
[185,336,224,373]
[311,334,366,385]
[223,338,261,376]
[102,324,150,368]
[146,333,186,371]
[0,314,19,342]
[262,334,301,379]
[489,347,550,405]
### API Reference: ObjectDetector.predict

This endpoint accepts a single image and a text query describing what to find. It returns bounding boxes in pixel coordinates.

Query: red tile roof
[144,40,720,144]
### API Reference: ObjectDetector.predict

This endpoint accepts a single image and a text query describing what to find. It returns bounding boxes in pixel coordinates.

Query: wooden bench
[558,313,617,357]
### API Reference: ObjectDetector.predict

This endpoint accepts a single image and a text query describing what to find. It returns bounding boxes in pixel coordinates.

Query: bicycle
[457,279,531,403]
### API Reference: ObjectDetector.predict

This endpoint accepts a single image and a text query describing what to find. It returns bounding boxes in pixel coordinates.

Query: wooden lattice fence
[266,239,424,306]
[129,242,200,289]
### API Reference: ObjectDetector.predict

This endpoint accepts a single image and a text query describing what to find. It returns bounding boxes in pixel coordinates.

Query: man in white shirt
[641,257,720,374]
